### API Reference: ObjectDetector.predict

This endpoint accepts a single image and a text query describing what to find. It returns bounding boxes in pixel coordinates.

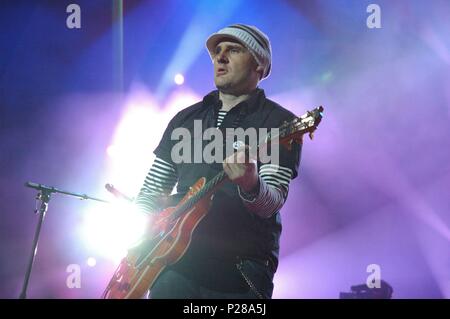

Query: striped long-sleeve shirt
[134,110,293,218]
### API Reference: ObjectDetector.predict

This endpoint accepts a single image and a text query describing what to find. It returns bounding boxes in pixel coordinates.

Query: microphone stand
[19,182,110,299]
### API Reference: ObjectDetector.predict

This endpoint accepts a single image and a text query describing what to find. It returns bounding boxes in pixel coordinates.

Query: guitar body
[102,177,213,299]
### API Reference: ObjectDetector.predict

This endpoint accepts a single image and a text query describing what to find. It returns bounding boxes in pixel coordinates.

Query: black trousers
[149,258,274,299]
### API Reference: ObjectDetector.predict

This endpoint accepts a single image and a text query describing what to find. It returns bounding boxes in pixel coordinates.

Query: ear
[255,65,264,80]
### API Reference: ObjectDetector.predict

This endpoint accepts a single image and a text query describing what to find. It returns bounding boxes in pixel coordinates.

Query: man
[135,24,301,298]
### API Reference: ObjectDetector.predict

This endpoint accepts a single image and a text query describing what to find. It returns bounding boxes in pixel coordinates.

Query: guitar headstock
[278,106,324,150]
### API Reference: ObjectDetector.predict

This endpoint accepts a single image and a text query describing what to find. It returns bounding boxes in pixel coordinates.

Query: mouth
[216,68,228,76]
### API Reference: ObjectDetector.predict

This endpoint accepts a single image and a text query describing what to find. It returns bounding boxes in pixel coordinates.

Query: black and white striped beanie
[206,24,272,80]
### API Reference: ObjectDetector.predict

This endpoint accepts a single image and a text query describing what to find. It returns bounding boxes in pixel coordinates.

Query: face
[212,39,261,95]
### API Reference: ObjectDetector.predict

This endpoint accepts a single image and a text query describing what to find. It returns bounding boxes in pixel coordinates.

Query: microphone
[105,184,133,202]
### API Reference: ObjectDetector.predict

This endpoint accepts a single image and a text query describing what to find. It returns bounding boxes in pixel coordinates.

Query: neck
[219,89,255,111]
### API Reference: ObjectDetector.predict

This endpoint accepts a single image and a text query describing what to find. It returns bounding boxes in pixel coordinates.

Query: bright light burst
[78,85,200,264]
[79,200,149,264]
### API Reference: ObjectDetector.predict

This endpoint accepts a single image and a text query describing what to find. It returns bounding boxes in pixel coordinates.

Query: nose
[216,50,228,64]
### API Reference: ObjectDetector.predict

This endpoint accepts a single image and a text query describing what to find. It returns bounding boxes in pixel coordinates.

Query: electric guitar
[101,105,324,299]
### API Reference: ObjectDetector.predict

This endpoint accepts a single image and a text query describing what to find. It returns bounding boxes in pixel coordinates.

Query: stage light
[174,73,185,85]
[79,201,149,264]
[87,257,97,267]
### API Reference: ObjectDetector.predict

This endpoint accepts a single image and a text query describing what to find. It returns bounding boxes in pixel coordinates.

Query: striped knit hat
[206,24,272,80]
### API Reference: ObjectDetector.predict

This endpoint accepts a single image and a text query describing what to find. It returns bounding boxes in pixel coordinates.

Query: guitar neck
[171,170,228,220]
[167,105,324,222]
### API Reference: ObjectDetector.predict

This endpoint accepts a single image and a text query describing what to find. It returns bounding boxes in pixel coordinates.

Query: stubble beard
[215,76,234,94]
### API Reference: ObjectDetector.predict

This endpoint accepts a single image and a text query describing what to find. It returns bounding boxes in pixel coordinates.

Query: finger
[223,161,230,174]
[234,150,243,164]
[247,146,257,161]
[224,152,236,164]
[224,161,238,177]
[224,162,237,180]
[234,146,248,163]
[240,145,257,162]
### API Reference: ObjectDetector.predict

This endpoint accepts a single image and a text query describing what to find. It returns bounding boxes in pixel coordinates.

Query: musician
[135,24,301,299]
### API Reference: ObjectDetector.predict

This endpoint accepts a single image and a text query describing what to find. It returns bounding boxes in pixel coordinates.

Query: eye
[230,48,240,53]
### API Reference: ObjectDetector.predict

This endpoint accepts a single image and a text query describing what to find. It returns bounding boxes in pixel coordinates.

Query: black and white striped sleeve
[238,164,293,218]
[134,157,178,214]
